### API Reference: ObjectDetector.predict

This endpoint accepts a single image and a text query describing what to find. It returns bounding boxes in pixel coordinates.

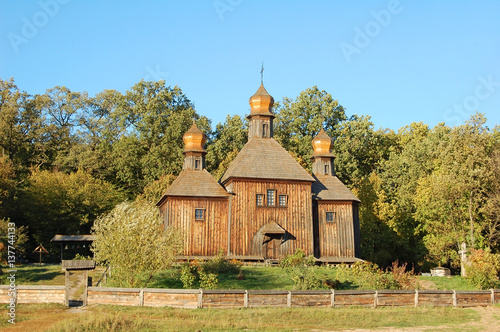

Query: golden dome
[312,129,334,157]
[183,122,207,153]
[249,84,274,115]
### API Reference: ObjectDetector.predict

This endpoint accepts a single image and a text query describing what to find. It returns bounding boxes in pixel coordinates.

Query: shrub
[180,253,241,289]
[180,261,199,289]
[336,261,418,290]
[465,249,500,289]
[203,250,242,274]
[279,248,315,268]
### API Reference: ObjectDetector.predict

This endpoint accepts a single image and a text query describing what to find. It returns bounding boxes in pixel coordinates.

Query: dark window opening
[279,195,287,207]
[267,189,275,206]
[325,164,330,175]
[194,159,201,170]
[263,123,268,137]
[256,194,264,206]
[326,211,335,223]
[195,208,205,220]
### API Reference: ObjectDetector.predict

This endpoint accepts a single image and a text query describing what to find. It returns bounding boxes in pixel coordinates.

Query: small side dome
[312,129,334,157]
[249,84,274,115]
[183,122,207,153]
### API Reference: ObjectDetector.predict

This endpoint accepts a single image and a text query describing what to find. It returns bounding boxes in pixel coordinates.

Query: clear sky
[1,0,499,131]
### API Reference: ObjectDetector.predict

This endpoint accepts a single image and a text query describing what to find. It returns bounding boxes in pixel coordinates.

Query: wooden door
[264,234,283,259]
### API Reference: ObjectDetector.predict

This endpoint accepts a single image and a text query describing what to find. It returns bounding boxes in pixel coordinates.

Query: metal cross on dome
[261,61,264,84]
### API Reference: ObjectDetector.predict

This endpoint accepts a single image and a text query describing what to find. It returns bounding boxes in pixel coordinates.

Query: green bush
[336,261,418,290]
[279,248,316,268]
[465,249,500,289]
[179,253,241,289]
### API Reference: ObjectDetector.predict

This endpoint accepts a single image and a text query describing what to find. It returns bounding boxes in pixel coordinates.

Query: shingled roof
[220,138,315,184]
[160,169,229,200]
[312,174,360,202]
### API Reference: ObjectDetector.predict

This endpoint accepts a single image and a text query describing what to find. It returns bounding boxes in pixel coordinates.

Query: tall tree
[206,115,247,180]
[0,78,50,177]
[20,169,125,251]
[274,86,346,171]
[92,201,183,288]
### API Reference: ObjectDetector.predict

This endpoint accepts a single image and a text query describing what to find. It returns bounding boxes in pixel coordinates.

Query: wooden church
[157,84,361,263]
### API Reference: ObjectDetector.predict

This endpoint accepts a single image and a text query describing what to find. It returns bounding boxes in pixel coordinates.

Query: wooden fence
[1,285,500,308]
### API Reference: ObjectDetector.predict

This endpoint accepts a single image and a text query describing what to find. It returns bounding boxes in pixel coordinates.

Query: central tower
[247,84,275,139]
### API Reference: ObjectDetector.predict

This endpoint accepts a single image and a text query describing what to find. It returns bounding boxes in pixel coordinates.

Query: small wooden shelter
[157,84,361,263]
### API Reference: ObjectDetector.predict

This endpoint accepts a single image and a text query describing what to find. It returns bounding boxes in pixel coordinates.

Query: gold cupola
[183,122,207,153]
[311,129,335,176]
[183,122,207,170]
[312,129,334,157]
[247,84,275,139]
[249,83,275,115]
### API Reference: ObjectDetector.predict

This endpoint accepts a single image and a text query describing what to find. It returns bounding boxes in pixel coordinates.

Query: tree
[333,115,393,188]
[274,86,346,171]
[20,169,124,250]
[91,201,183,287]
[0,78,50,177]
[206,114,247,179]
[414,114,494,267]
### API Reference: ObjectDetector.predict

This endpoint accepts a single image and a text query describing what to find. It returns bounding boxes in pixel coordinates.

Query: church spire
[247,83,275,139]
[311,129,336,176]
[182,122,207,170]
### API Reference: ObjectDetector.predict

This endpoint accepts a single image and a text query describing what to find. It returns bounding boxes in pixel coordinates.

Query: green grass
[0,264,108,286]
[418,275,477,290]
[2,264,483,291]
[14,304,478,331]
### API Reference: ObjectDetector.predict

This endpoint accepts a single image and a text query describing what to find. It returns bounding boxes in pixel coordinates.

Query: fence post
[139,289,144,306]
[198,289,203,308]
[244,290,249,308]
[414,289,419,308]
[452,290,457,307]
[331,289,335,308]
[374,290,378,308]
[491,289,495,305]
[287,291,292,308]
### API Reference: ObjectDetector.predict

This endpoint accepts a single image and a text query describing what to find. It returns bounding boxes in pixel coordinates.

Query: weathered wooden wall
[316,201,356,258]
[2,286,500,309]
[161,197,228,256]
[229,179,313,258]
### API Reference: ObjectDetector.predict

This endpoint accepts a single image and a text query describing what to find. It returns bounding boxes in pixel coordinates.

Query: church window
[326,211,336,223]
[279,195,287,207]
[195,208,205,220]
[325,164,330,175]
[256,194,264,206]
[194,158,201,170]
[262,123,268,137]
[267,189,276,206]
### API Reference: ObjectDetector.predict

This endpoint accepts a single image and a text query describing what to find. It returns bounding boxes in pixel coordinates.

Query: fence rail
[1,285,499,309]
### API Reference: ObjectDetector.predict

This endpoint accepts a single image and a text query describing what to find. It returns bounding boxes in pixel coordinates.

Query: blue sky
[1,0,499,131]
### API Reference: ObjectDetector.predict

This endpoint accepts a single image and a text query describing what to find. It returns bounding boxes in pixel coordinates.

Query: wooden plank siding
[228,179,314,258]
[160,197,228,256]
[316,201,356,258]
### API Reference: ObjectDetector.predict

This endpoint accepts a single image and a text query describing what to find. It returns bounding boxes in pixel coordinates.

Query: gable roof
[158,169,229,203]
[220,138,315,184]
[311,174,360,202]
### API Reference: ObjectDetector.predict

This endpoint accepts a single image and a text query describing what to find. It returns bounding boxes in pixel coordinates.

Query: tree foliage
[92,201,183,288]
[20,169,124,248]
[2,75,500,271]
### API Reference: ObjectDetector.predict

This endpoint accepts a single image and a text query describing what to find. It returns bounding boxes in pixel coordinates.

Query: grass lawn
[2,264,481,291]
[0,303,489,332]
[0,264,107,286]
